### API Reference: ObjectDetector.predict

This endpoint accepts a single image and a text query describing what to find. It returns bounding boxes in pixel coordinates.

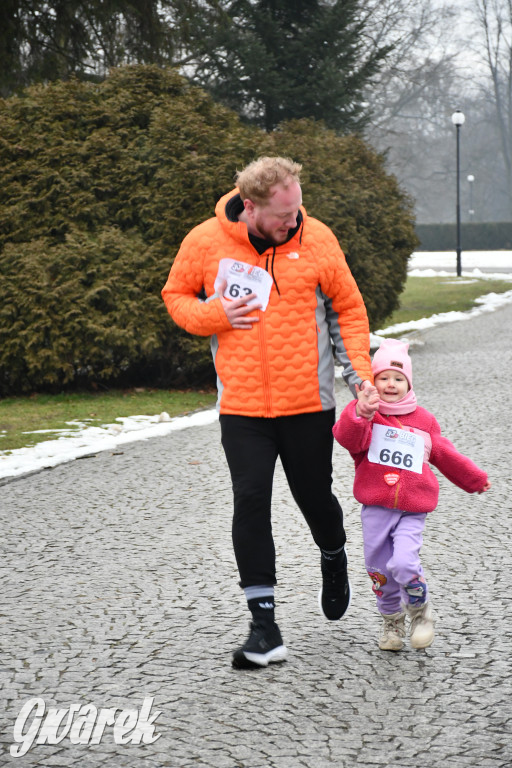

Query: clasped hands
[356,380,379,420]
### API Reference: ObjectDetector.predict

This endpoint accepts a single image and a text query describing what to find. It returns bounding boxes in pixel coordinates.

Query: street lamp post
[467,174,475,220]
[451,110,465,277]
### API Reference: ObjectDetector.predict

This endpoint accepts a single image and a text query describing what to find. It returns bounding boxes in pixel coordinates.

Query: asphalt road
[1,302,511,768]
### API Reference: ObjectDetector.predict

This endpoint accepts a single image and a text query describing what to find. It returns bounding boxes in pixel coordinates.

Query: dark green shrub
[0,66,265,394]
[0,66,417,395]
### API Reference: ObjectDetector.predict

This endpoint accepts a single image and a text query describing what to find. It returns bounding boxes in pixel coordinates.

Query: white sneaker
[408,602,435,649]
[379,611,406,651]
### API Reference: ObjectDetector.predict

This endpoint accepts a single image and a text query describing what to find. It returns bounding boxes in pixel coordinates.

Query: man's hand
[478,480,491,493]
[355,380,379,420]
[216,279,261,330]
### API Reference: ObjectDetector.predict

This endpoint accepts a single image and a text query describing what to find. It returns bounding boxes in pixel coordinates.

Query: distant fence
[415,222,512,251]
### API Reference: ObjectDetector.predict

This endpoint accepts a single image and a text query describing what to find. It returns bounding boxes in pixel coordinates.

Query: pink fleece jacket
[333,400,488,513]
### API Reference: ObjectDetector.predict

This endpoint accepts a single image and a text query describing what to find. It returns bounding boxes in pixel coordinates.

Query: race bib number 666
[368,424,424,474]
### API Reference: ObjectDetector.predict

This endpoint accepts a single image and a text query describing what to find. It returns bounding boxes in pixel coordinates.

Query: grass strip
[0,389,216,452]
[382,275,511,326]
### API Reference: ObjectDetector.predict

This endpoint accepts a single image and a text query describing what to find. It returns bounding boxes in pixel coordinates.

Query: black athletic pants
[220,409,346,588]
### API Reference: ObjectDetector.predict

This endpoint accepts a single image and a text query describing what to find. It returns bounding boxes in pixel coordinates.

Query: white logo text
[11,697,161,757]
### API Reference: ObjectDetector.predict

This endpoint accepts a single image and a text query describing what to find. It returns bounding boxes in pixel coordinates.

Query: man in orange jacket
[162,156,374,668]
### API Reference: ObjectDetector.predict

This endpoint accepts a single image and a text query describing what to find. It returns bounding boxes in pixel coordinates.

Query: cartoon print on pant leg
[405,576,427,605]
[368,570,387,598]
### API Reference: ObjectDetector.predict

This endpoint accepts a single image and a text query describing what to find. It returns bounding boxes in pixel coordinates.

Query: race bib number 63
[214,258,273,311]
[368,424,424,474]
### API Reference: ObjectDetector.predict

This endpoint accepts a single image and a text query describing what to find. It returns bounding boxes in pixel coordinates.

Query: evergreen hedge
[0,65,417,395]
[416,222,512,251]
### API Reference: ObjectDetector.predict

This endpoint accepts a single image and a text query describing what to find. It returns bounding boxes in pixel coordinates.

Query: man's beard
[255,224,289,245]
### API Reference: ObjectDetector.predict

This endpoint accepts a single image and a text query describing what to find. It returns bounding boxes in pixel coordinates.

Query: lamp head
[451,110,465,126]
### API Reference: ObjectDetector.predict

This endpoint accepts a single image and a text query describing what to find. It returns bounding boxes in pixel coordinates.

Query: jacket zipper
[393,417,405,508]
[258,312,273,416]
[259,253,273,416]
[393,480,400,508]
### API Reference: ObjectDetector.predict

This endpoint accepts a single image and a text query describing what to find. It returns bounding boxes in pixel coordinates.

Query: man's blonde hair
[235,156,302,204]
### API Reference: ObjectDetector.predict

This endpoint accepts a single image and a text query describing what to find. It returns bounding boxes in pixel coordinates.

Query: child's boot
[379,611,406,651]
[407,602,435,649]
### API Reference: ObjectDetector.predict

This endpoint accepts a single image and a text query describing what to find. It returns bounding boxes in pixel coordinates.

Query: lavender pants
[361,505,428,615]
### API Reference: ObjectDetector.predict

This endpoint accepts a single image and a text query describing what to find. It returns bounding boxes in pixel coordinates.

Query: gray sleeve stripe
[316,287,361,397]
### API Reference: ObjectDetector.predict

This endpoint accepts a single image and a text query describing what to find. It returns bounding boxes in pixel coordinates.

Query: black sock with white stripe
[244,586,275,624]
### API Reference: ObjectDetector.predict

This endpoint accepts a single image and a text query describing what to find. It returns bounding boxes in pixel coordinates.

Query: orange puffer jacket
[161,189,373,417]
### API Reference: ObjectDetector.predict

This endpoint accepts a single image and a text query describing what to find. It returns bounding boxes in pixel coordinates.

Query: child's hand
[355,381,379,420]
[478,480,491,493]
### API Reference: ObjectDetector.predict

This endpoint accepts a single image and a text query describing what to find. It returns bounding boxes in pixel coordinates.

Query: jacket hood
[215,188,306,251]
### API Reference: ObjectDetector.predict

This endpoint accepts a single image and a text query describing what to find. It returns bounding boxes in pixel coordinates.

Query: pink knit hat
[372,339,412,388]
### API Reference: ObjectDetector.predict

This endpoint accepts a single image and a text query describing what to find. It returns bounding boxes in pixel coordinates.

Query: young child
[333,338,490,651]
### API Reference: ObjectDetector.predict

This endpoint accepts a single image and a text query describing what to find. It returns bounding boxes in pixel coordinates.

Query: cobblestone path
[1,303,511,768]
